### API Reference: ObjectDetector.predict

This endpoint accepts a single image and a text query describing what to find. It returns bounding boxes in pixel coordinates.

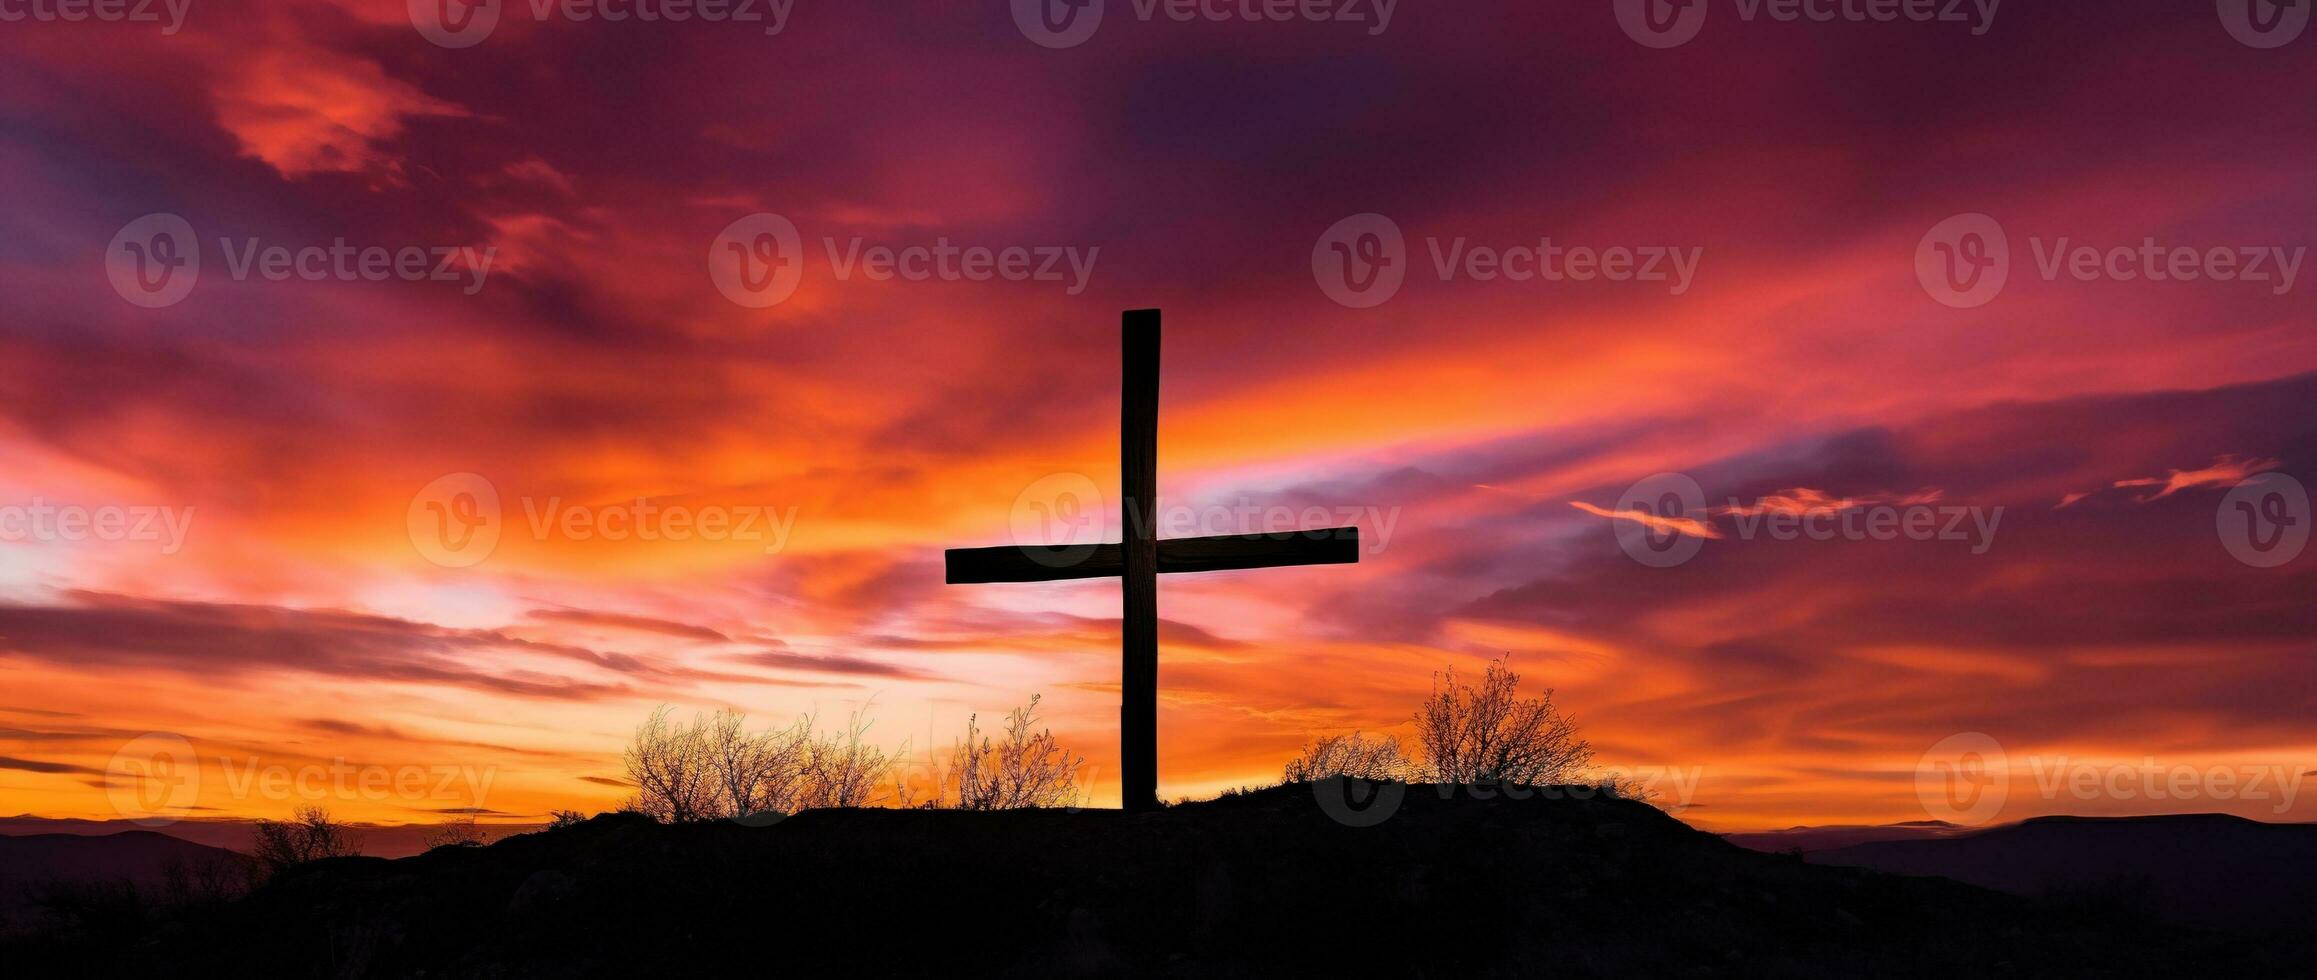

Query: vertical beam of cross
[1119,309,1161,812]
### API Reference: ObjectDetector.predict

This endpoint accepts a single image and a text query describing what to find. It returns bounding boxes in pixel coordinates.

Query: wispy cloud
[2113,455,2281,502]
[2055,454,2281,507]
[730,651,941,681]
[1714,487,1943,518]
[1570,501,1723,539]
[0,756,106,776]
[526,609,733,643]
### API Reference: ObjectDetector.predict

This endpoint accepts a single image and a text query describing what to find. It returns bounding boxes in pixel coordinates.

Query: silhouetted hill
[1808,813,2317,932]
[0,831,240,887]
[0,815,531,859]
[0,831,253,934]
[1724,820,1966,853]
[8,786,2304,977]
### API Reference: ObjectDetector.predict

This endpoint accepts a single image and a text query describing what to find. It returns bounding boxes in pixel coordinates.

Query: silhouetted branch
[1415,657,1593,786]
[951,695,1084,810]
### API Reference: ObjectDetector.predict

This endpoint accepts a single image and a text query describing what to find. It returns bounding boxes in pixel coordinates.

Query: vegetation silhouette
[251,806,363,874]
[423,817,489,852]
[7,667,2312,975]
[623,695,1085,818]
[1282,657,1595,790]
[949,694,1087,811]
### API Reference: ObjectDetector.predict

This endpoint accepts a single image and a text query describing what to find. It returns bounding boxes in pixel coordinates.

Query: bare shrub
[1592,772,1660,806]
[950,695,1085,810]
[545,809,590,830]
[623,707,721,823]
[252,806,364,874]
[890,762,933,809]
[423,817,488,850]
[797,709,897,809]
[623,704,909,818]
[1414,657,1593,786]
[1282,731,1412,783]
[705,708,809,818]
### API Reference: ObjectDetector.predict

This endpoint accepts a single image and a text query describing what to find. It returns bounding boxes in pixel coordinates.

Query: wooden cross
[945,309,1361,812]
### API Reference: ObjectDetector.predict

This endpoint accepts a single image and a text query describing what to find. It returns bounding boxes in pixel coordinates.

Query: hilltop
[9,784,2305,977]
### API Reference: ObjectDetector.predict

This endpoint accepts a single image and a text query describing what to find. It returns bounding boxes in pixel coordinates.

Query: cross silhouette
[945,309,1361,811]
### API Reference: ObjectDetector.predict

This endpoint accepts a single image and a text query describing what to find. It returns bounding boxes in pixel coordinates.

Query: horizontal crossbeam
[945,528,1361,585]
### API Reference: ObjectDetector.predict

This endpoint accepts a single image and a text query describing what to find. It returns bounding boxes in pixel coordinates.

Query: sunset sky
[2,2,2313,835]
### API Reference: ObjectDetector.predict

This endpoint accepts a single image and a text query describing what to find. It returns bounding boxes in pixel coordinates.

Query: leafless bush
[1282,731,1413,783]
[423,817,488,850]
[1592,772,1659,806]
[797,709,897,809]
[890,763,933,809]
[623,707,722,823]
[1414,657,1593,786]
[950,695,1085,810]
[546,809,590,830]
[624,704,908,818]
[706,708,810,818]
[252,806,364,874]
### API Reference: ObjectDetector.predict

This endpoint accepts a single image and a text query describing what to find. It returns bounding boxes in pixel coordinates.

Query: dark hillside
[11,784,2303,977]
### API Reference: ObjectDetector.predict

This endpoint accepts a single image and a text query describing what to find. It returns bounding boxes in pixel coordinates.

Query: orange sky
[2,1,2314,835]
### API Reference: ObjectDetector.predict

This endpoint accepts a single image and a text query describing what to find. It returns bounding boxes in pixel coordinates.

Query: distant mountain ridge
[0,830,252,932]
[1732,813,2317,932]
[0,814,542,859]
[1724,820,1968,853]
[0,830,244,885]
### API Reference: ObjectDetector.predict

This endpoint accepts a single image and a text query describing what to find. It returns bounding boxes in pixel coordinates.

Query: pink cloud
[2113,455,2282,502]
[1570,501,1724,540]
[1713,488,1945,518]
[209,46,469,180]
